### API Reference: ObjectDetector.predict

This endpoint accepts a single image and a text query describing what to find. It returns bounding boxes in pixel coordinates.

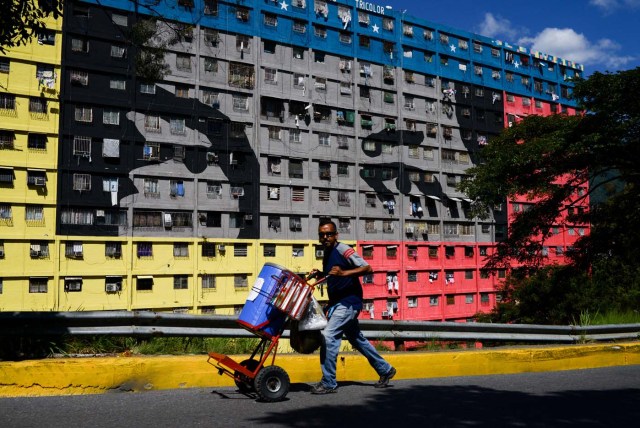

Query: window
[105,242,122,258]
[234,274,248,288]
[176,54,191,71]
[204,0,218,15]
[0,59,9,74]
[264,13,277,27]
[263,244,276,257]
[293,47,304,59]
[137,242,153,257]
[0,204,12,221]
[290,216,302,231]
[293,20,306,33]
[25,205,44,222]
[386,245,397,258]
[35,29,55,45]
[202,274,216,290]
[71,136,91,157]
[30,242,50,258]
[174,275,188,290]
[0,167,14,184]
[137,276,153,291]
[234,244,248,257]
[65,242,84,259]
[175,85,189,98]
[140,142,159,162]
[0,131,15,149]
[232,95,248,111]
[337,135,348,149]
[70,70,89,86]
[73,173,91,191]
[338,191,350,207]
[74,106,92,123]
[28,97,47,114]
[267,186,280,200]
[291,188,304,203]
[359,35,370,48]
[264,68,277,84]
[0,94,15,111]
[103,109,119,125]
[408,297,418,308]
[339,32,351,44]
[201,242,217,258]
[110,45,126,58]
[71,38,89,53]
[170,118,186,135]
[289,160,303,179]
[236,35,251,53]
[139,82,155,94]
[173,242,189,258]
[318,133,330,147]
[430,296,439,306]
[29,277,48,293]
[144,115,160,132]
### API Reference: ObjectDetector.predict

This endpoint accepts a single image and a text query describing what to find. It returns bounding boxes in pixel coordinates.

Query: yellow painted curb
[1,342,639,397]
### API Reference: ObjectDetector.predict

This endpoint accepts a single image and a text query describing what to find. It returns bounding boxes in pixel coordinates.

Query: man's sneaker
[310,382,337,394]
[374,367,396,388]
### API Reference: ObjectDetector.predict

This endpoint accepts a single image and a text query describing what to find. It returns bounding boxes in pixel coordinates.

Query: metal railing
[1,311,639,344]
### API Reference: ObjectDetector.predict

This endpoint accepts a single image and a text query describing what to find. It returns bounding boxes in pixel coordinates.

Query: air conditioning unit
[0,249,4,258]
[405,226,414,234]
[105,283,120,293]
[73,251,83,258]
[30,250,41,257]
[381,310,389,317]
[65,282,82,292]
[315,249,324,258]
[33,177,46,186]
[217,244,226,252]
[243,214,253,221]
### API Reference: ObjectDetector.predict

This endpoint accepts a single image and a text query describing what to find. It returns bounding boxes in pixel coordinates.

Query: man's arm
[328,264,372,277]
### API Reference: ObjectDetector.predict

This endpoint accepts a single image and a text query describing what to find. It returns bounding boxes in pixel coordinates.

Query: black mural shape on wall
[358,128,463,221]
[359,129,444,195]
[58,85,259,239]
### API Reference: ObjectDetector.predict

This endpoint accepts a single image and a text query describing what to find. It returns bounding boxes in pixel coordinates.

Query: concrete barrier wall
[1,342,639,397]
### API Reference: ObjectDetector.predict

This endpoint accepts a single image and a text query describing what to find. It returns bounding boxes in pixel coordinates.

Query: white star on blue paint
[514,61,520,69]
[280,1,288,11]
[450,44,456,52]
[372,23,379,33]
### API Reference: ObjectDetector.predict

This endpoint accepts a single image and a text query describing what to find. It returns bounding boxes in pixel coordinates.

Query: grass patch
[591,310,640,325]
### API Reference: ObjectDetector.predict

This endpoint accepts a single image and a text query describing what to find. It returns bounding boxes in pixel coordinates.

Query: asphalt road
[2,366,639,427]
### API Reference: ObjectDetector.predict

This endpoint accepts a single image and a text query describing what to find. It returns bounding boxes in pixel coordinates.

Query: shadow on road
[250,383,640,427]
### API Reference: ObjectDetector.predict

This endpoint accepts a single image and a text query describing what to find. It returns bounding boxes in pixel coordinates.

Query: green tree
[460,67,640,323]
[1,0,63,54]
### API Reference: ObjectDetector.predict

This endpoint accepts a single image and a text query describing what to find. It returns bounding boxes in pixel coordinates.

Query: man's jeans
[319,303,392,389]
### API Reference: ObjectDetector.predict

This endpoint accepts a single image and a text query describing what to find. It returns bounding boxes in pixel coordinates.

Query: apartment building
[0,0,587,320]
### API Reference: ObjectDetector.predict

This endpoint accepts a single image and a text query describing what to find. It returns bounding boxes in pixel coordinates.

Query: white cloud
[518,27,635,70]
[590,0,640,12]
[474,13,521,40]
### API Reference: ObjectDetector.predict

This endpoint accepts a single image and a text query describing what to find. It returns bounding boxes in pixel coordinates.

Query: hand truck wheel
[254,365,290,402]
[235,359,259,393]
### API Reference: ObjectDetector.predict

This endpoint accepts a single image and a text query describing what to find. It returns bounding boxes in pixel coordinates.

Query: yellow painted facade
[0,234,342,312]
[0,15,60,311]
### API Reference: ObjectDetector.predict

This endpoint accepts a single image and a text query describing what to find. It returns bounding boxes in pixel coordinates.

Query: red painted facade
[359,94,588,322]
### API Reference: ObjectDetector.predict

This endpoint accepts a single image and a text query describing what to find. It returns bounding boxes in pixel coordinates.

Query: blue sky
[381,0,640,76]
